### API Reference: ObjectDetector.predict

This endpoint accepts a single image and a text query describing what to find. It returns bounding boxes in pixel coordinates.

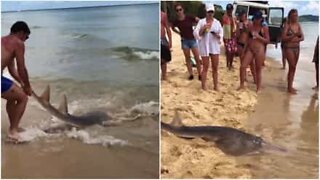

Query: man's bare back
[2,35,21,72]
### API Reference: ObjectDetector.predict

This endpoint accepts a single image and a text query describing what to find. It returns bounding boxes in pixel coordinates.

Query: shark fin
[40,85,50,102]
[58,94,68,114]
[171,110,184,127]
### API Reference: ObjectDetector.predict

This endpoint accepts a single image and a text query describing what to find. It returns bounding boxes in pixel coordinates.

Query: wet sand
[161,33,318,178]
[236,59,318,178]
[1,81,159,179]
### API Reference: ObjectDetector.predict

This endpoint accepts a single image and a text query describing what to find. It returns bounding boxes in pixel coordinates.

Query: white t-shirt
[193,18,223,56]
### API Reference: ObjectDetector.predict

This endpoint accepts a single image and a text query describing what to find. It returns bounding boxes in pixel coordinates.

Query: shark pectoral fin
[40,85,50,102]
[171,110,184,127]
[58,94,68,114]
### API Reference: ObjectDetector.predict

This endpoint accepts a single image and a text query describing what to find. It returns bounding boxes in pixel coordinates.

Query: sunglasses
[176,8,183,12]
[207,11,214,14]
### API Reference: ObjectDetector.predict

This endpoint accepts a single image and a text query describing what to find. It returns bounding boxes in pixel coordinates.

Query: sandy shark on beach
[161,111,286,156]
[32,85,140,132]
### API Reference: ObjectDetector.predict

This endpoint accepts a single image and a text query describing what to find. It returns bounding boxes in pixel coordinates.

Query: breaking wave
[132,50,158,60]
[112,46,158,60]
[129,101,159,116]
[16,126,128,147]
[66,128,128,146]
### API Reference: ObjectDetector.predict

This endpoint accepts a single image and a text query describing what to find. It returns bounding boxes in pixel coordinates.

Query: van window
[268,9,283,26]
[235,5,248,17]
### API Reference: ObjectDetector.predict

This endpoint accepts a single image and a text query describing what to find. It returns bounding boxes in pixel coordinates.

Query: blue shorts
[1,76,13,93]
[181,39,197,49]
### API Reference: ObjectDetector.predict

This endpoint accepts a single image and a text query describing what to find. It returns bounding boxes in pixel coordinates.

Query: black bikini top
[249,28,264,39]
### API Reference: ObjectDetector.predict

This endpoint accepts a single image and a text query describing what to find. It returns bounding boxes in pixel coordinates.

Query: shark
[32,85,144,133]
[161,111,286,156]
[32,85,112,129]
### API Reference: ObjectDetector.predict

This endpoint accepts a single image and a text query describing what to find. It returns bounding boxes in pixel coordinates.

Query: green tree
[161,1,225,23]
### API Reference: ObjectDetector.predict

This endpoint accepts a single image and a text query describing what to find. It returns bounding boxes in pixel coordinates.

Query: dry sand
[161,33,261,178]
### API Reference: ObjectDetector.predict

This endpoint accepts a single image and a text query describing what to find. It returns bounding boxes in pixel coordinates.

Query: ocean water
[1,3,159,178]
[1,3,159,124]
[267,22,319,65]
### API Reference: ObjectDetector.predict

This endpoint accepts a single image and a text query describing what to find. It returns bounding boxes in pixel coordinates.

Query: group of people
[160,3,317,94]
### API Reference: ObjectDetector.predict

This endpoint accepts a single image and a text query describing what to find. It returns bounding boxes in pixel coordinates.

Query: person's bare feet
[7,129,22,142]
[17,127,25,132]
[256,88,261,93]
[202,85,207,91]
[213,86,219,91]
[288,88,297,94]
[237,86,245,91]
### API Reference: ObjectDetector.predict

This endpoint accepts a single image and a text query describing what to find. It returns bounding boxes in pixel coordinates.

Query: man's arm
[165,15,172,49]
[15,41,32,95]
[8,60,22,84]
[171,26,181,35]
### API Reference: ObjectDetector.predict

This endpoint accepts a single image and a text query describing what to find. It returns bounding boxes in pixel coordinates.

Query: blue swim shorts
[1,76,13,93]
[181,39,198,49]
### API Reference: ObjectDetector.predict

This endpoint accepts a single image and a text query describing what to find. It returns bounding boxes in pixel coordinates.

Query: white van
[232,1,284,44]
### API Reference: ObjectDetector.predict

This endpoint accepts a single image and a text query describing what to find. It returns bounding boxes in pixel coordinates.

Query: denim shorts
[181,39,197,49]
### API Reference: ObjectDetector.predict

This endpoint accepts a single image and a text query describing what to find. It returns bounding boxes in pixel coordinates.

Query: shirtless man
[1,21,32,141]
[161,11,172,80]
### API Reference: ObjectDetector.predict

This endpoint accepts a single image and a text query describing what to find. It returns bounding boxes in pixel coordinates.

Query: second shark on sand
[161,111,287,156]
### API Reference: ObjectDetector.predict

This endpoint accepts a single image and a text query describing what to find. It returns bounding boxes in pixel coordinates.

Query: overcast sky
[1,1,156,12]
[1,0,319,16]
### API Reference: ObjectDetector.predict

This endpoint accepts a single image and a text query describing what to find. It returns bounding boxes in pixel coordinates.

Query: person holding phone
[193,4,223,91]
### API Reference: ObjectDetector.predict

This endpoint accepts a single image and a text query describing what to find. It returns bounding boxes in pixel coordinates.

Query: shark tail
[32,85,69,114]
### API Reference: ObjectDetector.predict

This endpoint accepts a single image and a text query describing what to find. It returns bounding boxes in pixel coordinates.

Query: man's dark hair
[10,21,30,34]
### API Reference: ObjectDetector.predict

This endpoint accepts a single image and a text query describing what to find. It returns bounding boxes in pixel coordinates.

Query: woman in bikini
[281,9,304,94]
[236,11,256,83]
[238,11,269,92]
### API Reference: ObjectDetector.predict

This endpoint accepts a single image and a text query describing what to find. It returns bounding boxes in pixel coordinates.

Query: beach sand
[161,33,259,178]
[161,32,318,178]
